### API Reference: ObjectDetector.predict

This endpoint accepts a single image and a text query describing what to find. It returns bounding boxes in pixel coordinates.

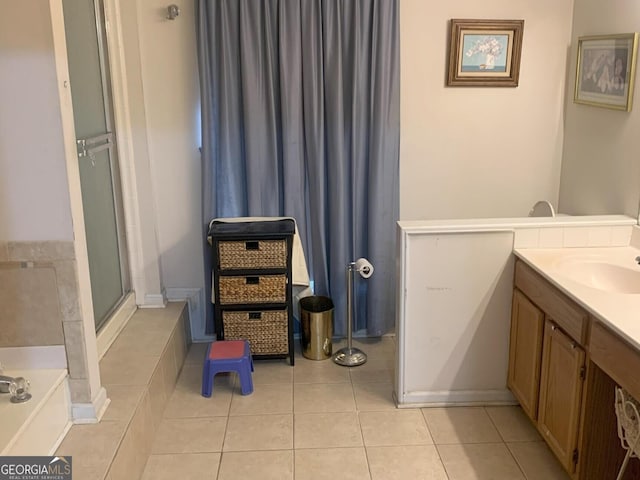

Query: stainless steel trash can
[300,296,334,360]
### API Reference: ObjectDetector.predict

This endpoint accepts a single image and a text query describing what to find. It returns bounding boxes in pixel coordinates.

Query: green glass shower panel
[77,149,123,324]
[63,0,129,330]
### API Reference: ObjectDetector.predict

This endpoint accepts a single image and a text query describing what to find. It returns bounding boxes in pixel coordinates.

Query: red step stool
[201,340,254,396]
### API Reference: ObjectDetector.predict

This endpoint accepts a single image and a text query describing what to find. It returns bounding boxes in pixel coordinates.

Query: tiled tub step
[56,302,190,480]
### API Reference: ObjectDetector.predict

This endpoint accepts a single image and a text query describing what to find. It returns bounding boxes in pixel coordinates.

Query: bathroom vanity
[394,216,640,478]
[511,246,640,479]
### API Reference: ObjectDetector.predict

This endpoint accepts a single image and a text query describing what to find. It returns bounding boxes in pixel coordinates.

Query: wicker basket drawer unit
[218,275,287,305]
[222,309,289,355]
[208,218,295,364]
[218,239,287,270]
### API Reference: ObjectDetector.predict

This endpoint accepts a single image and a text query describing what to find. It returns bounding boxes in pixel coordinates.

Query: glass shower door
[63,0,130,330]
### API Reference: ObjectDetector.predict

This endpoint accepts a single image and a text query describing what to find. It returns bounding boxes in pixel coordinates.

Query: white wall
[400,0,575,221]
[110,0,169,307]
[396,226,516,406]
[136,0,202,292]
[0,2,73,241]
[120,0,204,334]
[123,0,578,337]
[558,0,640,217]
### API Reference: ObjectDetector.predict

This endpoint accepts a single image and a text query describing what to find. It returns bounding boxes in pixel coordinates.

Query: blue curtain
[197,0,399,336]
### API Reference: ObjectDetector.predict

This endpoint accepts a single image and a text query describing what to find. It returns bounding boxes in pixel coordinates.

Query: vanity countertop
[514,246,640,351]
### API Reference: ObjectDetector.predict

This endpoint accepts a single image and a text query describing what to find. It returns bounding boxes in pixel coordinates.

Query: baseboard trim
[165,287,210,341]
[72,387,110,424]
[395,389,516,408]
[141,292,167,308]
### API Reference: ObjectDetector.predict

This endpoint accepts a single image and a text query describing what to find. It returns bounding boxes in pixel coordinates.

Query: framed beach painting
[574,33,639,111]
[447,19,524,87]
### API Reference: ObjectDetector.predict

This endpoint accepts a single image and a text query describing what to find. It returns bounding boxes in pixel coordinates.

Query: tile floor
[141,337,570,480]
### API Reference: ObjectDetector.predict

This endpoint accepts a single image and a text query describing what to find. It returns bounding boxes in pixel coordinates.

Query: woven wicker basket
[218,275,287,304]
[223,310,288,355]
[218,240,287,270]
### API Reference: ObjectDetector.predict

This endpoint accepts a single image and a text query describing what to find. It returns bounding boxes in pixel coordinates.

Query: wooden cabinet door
[538,319,585,474]
[508,289,545,420]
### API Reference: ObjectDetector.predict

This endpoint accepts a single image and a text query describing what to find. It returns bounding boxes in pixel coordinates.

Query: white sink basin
[555,259,640,294]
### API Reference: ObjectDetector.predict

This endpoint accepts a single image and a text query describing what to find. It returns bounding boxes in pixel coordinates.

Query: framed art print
[574,33,639,111]
[447,19,524,87]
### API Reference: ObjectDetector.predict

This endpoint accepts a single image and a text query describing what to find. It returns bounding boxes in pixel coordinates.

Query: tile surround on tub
[0,346,67,370]
[62,321,89,379]
[52,260,83,323]
[7,241,75,262]
[67,378,92,404]
[0,265,64,346]
[0,241,82,348]
[0,240,97,412]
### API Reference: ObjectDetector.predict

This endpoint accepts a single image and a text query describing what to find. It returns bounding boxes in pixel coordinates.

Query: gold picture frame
[574,33,639,111]
[447,19,524,87]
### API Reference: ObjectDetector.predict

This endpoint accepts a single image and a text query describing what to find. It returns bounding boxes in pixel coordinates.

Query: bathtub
[0,347,71,455]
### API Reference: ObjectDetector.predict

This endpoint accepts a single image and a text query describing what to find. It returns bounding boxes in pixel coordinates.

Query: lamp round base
[332,347,367,367]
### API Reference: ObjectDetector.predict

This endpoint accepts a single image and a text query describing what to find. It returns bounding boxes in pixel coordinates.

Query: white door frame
[50,0,165,422]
